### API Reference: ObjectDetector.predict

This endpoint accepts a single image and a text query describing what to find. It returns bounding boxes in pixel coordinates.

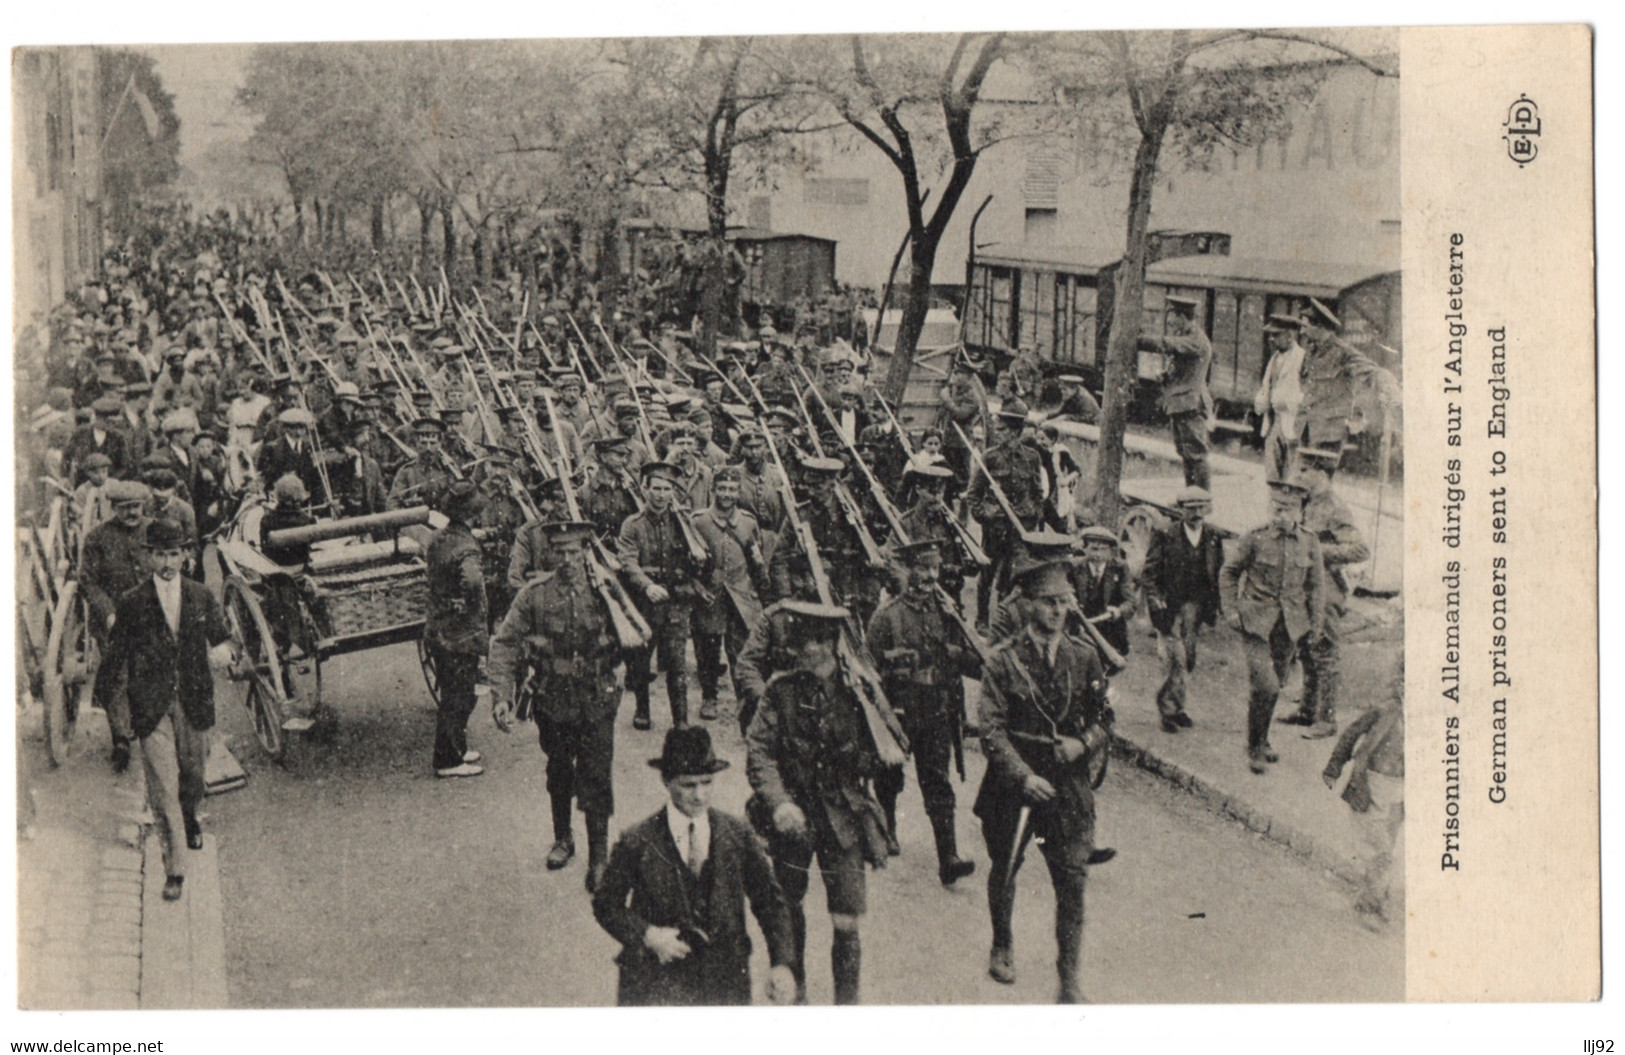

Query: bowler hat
[145,518,188,550]
[648,726,730,779]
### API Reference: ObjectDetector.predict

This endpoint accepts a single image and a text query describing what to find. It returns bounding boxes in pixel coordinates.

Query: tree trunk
[312,199,325,247]
[882,238,941,405]
[293,199,306,244]
[1096,125,1167,530]
[440,198,457,275]
[418,198,434,264]
[370,197,386,251]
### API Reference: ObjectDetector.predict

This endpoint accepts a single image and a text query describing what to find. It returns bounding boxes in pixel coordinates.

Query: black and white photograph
[8,13,1596,1033]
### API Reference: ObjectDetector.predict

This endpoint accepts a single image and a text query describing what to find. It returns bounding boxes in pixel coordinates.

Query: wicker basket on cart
[316,560,429,639]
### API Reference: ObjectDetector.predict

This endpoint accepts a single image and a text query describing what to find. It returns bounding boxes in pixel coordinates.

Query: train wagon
[961,242,1403,420]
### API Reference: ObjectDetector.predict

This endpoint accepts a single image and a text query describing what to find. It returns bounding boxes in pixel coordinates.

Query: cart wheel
[1118,505,1162,581]
[223,578,290,760]
[42,581,91,766]
[417,637,441,705]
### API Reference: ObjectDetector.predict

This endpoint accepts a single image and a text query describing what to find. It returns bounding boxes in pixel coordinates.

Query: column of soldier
[23,215,1389,1007]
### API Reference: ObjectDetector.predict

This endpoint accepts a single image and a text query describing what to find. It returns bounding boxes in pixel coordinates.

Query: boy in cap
[593,726,798,1006]
[72,452,116,528]
[1142,485,1225,733]
[1073,525,1134,659]
[745,602,891,1005]
[65,395,131,484]
[491,521,624,888]
[975,555,1110,1002]
[1220,478,1326,773]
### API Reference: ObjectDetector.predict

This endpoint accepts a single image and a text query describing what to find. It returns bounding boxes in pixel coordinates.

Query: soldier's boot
[1054,876,1086,1005]
[787,902,808,1004]
[1303,671,1340,740]
[831,929,862,1006]
[987,871,1017,984]
[930,811,975,886]
[545,795,575,870]
[584,812,610,894]
[668,691,689,731]
[699,697,719,721]
[877,791,901,857]
[631,686,652,731]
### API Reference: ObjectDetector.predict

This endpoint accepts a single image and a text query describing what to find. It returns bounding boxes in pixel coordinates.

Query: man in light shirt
[102,518,234,901]
[592,727,797,1005]
[1253,314,1307,482]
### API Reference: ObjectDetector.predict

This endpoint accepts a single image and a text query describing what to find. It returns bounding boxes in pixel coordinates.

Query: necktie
[687,820,704,878]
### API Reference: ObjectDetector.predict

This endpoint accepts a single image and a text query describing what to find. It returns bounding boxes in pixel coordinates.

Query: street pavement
[207,633,1402,1008]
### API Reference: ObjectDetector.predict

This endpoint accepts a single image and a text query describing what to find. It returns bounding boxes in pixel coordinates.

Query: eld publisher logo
[1503,94,1541,166]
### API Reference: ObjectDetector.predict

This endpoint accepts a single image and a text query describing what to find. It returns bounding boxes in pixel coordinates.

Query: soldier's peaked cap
[1268,478,1311,500]
[1012,557,1074,596]
[539,520,595,542]
[640,461,682,483]
[1079,525,1118,545]
[1163,294,1200,311]
[777,599,850,622]
[713,464,744,484]
[897,538,947,562]
[1018,529,1077,556]
[800,456,845,475]
[412,415,446,432]
[1175,485,1213,506]
[1263,313,1303,332]
[1297,445,1343,468]
[1302,297,1340,330]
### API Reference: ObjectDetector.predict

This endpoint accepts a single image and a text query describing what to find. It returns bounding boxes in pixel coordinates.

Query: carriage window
[1033,272,1055,357]
[1141,284,1166,337]
[965,267,990,345]
[990,269,1013,349]
[1073,283,1098,369]
[1053,275,1074,362]
[1238,293,1266,385]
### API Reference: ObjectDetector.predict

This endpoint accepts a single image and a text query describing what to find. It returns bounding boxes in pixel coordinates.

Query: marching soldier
[473,445,528,627]
[552,371,595,436]
[745,602,892,1005]
[579,437,641,543]
[1280,446,1370,739]
[507,478,569,591]
[895,463,970,605]
[1221,478,1326,774]
[866,540,981,881]
[1139,294,1214,490]
[618,461,708,731]
[690,466,767,723]
[966,401,1043,628]
[769,456,879,621]
[1142,486,1225,733]
[975,556,1110,1003]
[733,426,787,537]
[387,416,456,513]
[490,521,624,891]
[424,480,490,779]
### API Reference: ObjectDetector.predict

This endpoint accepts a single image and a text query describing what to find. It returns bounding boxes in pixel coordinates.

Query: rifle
[877,397,988,566]
[952,422,1128,673]
[787,376,885,569]
[797,364,909,543]
[738,371,907,767]
[564,311,609,382]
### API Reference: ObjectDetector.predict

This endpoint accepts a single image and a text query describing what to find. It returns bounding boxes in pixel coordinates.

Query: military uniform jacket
[425,521,488,655]
[1301,488,1370,602]
[735,463,787,536]
[1299,338,1400,446]
[733,604,797,711]
[865,593,981,718]
[618,506,704,602]
[488,565,618,722]
[768,493,867,604]
[1142,522,1225,634]
[387,453,454,512]
[746,669,889,862]
[974,630,1108,845]
[673,458,713,513]
[506,519,559,591]
[1145,328,1213,417]
[690,506,765,628]
[967,439,1043,526]
[1220,524,1326,643]
[580,470,641,544]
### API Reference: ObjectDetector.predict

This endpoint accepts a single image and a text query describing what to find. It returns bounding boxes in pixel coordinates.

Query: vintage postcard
[6,12,1599,1045]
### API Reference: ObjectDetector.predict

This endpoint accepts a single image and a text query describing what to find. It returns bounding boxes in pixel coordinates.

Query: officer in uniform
[690,466,767,723]
[975,556,1110,1003]
[490,521,624,890]
[866,539,981,882]
[424,480,489,779]
[618,461,708,731]
[1140,294,1214,490]
[1280,446,1370,739]
[1296,299,1402,453]
[745,602,892,1006]
[1220,478,1326,774]
[387,416,456,513]
[1142,485,1225,733]
[966,401,1044,628]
